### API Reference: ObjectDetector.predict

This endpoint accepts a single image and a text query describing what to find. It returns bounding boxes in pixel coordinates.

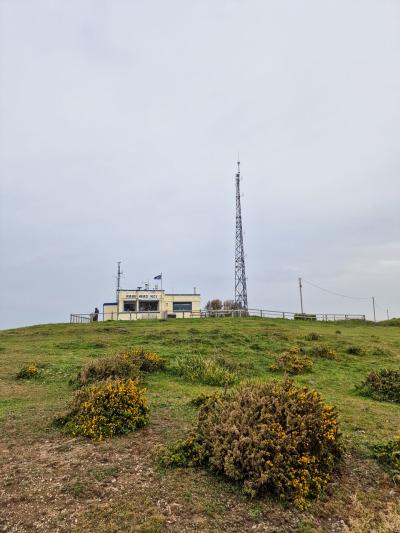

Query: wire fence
[70,309,366,324]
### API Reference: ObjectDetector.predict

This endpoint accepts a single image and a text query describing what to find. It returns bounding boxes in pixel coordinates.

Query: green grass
[0,318,400,451]
[1,317,399,449]
[0,317,399,531]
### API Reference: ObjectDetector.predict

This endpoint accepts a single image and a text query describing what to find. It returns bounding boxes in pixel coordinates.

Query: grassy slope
[0,317,399,532]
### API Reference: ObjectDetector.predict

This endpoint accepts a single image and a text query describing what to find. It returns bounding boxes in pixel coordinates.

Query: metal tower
[116,261,123,302]
[234,160,248,309]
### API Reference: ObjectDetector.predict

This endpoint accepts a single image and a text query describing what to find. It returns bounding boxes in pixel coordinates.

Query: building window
[173,302,192,312]
[124,301,137,312]
[139,300,159,312]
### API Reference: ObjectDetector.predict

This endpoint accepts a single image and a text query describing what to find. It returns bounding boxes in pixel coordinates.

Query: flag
[154,273,162,280]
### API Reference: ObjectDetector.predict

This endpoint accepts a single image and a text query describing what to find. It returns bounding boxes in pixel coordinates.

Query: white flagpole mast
[161,273,163,290]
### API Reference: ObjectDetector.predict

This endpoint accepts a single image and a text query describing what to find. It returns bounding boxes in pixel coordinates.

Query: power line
[301,278,371,301]
[301,278,392,322]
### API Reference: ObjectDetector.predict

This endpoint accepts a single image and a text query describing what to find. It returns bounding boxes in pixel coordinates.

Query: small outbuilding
[103,288,201,320]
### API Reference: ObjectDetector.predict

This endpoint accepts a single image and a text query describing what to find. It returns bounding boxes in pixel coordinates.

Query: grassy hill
[0,317,399,532]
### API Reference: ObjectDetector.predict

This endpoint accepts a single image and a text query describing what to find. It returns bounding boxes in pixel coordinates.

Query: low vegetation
[1,317,399,531]
[74,348,165,388]
[358,368,400,403]
[309,344,337,359]
[160,379,342,509]
[58,378,148,440]
[346,344,366,356]
[75,354,139,388]
[171,353,237,386]
[190,391,222,407]
[16,363,40,380]
[270,345,313,374]
[304,332,320,341]
[374,436,400,482]
[119,347,166,372]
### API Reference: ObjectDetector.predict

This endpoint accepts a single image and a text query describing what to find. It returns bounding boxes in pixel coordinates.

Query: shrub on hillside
[357,369,400,403]
[76,355,139,388]
[270,347,313,375]
[310,344,337,360]
[190,391,222,407]
[119,347,166,372]
[304,332,320,341]
[16,364,40,380]
[171,354,237,386]
[374,436,400,482]
[160,379,342,509]
[346,345,366,356]
[60,378,148,440]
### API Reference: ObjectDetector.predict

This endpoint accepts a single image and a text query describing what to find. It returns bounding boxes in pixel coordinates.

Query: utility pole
[386,308,390,320]
[372,296,376,322]
[234,160,248,310]
[116,261,123,302]
[299,277,304,314]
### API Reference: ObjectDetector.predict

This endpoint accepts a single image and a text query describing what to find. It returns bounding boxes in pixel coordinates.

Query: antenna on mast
[234,158,248,310]
[116,261,123,302]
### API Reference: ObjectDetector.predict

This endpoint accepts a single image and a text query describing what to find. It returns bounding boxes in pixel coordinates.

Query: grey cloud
[1,0,399,328]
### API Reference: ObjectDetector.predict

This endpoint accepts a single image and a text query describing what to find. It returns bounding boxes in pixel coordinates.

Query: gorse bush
[161,379,342,509]
[171,354,237,386]
[357,369,400,403]
[61,378,148,440]
[310,344,337,360]
[346,345,366,356]
[119,347,166,372]
[190,391,222,407]
[374,436,400,482]
[16,364,39,380]
[270,347,313,375]
[74,348,165,388]
[76,355,139,388]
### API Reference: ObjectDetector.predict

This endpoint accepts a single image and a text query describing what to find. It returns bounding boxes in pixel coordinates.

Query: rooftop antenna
[116,261,123,302]
[234,158,248,310]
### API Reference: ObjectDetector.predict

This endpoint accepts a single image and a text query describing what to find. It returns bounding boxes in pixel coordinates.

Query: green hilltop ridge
[0,317,399,531]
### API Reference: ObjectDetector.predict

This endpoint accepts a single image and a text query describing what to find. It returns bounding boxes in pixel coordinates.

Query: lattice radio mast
[116,261,123,302]
[234,160,248,309]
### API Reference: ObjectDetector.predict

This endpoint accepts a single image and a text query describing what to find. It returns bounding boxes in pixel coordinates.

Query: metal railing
[70,309,366,323]
[70,314,92,323]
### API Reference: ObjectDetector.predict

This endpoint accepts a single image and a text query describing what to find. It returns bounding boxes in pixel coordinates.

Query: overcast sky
[1,0,399,328]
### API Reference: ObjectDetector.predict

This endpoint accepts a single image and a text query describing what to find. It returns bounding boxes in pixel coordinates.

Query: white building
[103,288,201,320]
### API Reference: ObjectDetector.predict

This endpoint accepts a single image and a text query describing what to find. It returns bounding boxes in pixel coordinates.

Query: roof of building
[118,289,165,292]
[117,290,200,296]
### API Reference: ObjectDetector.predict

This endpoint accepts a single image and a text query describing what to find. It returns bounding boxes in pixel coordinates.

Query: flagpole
[161,273,163,291]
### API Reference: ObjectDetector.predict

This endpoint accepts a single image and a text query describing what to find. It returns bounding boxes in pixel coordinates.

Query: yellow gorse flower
[66,378,149,440]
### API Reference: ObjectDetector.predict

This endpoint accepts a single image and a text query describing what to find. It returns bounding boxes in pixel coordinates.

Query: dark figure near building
[93,307,99,322]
